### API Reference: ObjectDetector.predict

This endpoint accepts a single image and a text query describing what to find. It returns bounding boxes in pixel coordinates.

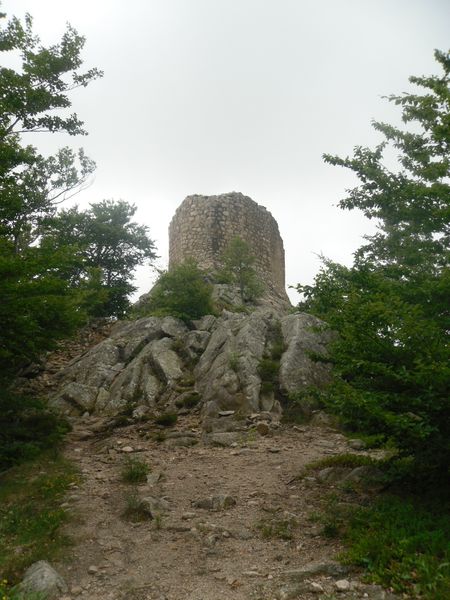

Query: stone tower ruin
[169,192,288,302]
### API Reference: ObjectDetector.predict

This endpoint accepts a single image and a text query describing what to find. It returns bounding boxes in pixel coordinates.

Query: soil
[56,413,383,600]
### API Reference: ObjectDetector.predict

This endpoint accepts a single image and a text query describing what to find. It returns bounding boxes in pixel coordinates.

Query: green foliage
[154,412,178,427]
[258,321,285,396]
[0,388,71,471]
[0,243,85,375]
[0,453,78,585]
[297,51,450,482]
[122,490,152,522]
[0,9,102,375]
[228,352,240,372]
[0,581,45,600]
[258,358,279,384]
[0,10,102,252]
[152,431,167,443]
[341,495,450,599]
[175,392,201,409]
[346,432,387,449]
[40,200,157,317]
[218,237,264,302]
[121,456,150,484]
[139,260,214,322]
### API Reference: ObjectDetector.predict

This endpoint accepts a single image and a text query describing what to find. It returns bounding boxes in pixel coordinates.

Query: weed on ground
[0,452,78,586]
[121,456,150,484]
[340,493,450,599]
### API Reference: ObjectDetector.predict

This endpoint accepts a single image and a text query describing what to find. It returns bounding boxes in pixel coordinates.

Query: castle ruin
[169,192,288,302]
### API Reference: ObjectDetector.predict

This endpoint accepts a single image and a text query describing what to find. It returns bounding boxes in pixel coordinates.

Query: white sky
[3,0,449,303]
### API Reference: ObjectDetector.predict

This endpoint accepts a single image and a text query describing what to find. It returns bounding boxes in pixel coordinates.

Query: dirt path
[57,416,381,600]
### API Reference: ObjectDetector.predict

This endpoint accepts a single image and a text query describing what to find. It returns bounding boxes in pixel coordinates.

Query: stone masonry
[169,192,288,301]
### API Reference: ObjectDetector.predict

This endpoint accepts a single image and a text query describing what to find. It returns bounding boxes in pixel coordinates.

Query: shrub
[258,359,279,384]
[175,392,201,409]
[218,237,264,302]
[0,453,78,585]
[137,260,214,322]
[228,352,240,372]
[122,490,152,522]
[0,388,71,471]
[154,413,178,427]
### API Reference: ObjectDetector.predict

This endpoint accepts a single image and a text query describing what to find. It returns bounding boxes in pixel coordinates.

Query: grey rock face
[50,316,187,416]
[18,560,68,599]
[196,308,282,423]
[184,330,211,360]
[50,304,332,429]
[280,312,333,395]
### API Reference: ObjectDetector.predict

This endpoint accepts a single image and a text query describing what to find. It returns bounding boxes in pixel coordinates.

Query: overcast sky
[3,0,449,303]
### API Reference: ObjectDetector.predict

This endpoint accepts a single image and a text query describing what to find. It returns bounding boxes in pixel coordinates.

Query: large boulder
[17,561,68,599]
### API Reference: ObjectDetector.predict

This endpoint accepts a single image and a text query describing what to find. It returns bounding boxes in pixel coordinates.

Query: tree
[297,50,450,482]
[218,237,263,302]
[0,8,102,376]
[41,200,157,317]
[0,10,102,251]
[139,260,214,322]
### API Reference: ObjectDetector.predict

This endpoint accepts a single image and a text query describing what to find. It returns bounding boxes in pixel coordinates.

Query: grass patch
[309,492,347,538]
[175,392,201,409]
[121,456,150,484]
[111,415,133,428]
[178,374,195,388]
[154,413,178,427]
[340,494,450,599]
[0,452,78,586]
[0,581,46,600]
[228,352,240,372]
[122,490,152,522]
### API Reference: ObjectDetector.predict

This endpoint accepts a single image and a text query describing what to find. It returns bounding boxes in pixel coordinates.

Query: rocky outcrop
[50,307,332,430]
[49,316,188,416]
[48,192,334,427]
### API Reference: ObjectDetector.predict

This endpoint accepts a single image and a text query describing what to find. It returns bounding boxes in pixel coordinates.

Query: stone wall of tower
[169,192,288,300]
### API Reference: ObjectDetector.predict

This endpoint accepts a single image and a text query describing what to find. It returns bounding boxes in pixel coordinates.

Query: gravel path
[57,416,383,600]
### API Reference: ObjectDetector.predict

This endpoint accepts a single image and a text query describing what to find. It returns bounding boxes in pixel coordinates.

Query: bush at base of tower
[136,260,215,322]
